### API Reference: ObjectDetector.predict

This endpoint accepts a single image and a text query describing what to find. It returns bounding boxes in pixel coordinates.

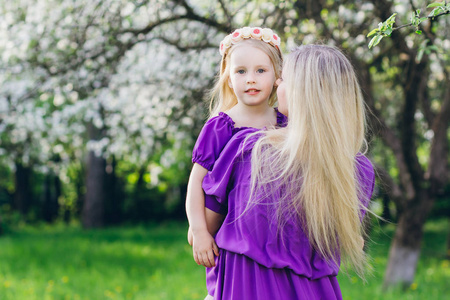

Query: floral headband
[219,27,281,56]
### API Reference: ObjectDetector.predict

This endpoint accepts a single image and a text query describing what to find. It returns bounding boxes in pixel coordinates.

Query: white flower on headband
[261,28,273,43]
[241,27,252,38]
[219,35,232,56]
[219,26,281,56]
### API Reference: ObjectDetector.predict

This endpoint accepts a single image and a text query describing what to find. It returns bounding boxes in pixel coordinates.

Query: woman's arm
[185,163,219,267]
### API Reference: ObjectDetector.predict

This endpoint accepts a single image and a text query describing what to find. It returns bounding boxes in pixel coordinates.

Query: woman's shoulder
[355,153,374,174]
[275,107,288,127]
[355,153,376,200]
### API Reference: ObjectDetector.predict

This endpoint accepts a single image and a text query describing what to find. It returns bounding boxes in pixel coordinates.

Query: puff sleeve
[192,113,234,171]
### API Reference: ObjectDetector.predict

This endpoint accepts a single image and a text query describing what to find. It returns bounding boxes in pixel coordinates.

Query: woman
[202,45,375,299]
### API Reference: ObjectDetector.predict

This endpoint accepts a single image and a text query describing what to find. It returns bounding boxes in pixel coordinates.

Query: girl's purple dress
[200,118,375,299]
[192,112,237,171]
[192,108,287,170]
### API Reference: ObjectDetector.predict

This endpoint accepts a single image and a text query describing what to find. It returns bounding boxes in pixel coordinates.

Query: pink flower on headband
[230,30,243,44]
[251,27,262,39]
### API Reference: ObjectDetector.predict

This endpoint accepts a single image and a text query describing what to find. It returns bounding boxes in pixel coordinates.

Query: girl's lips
[245,89,260,95]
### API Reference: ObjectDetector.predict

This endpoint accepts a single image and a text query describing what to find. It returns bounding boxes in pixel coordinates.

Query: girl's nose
[246,75,256,84]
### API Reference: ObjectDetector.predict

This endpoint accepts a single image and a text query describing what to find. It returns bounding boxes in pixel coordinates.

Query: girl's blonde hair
[250,45,369,277]
[208,39,283,118]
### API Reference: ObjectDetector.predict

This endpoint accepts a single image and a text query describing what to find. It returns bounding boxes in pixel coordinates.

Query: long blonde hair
[208,39,283,118]
[250,45,369,277]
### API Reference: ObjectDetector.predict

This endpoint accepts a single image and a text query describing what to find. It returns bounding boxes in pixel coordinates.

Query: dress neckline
[218,108,286,132]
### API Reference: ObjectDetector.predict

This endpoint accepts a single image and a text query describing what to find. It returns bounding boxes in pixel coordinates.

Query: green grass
[0,222,206,300]
[338,219,450,300]
[0,219,448,299]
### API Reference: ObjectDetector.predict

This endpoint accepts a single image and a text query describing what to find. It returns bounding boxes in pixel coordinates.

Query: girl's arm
[186,163,220,267]
[205,207,225,236]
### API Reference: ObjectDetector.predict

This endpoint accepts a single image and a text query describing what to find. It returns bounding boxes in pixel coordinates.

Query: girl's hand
[192,230,220,268]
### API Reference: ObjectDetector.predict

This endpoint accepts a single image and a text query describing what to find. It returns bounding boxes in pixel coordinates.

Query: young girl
[202,45,375,299]
[185,27,285,268]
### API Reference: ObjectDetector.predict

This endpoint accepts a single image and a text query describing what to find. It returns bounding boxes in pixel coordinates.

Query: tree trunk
[13,162,32,215]
[383,191,434,289]
[43,173,60,222]
[104,156,123,225]
[82,123,107,229]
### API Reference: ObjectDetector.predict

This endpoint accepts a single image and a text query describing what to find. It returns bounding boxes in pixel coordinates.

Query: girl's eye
[237,70,245,74]
[257,69,265,73]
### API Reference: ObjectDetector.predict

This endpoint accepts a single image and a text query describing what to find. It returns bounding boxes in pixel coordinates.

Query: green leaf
[369,35,383,49]
[384,28,393,36]
[416,30,422,34]
[386,13,397,23]
[427,2,444,8]
[367,28,379,37]
[368,36,377,48]
[419,17,428,23]
[428,7,444,17]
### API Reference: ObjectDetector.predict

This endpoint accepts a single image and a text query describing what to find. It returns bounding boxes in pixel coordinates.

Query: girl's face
[228,44,276,108]
[275,75,287,116]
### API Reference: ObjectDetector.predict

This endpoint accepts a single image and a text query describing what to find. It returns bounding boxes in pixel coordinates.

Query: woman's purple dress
[199,116,375,299]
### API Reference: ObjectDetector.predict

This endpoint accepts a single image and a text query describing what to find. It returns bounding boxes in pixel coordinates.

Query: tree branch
[156,36,215,52]
[217,0,233,27]
[394,10,450,31]
[178,0,232,33]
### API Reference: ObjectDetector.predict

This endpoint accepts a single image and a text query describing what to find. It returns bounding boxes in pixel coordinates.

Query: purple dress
[202,127,375,299]
[192,109,287,170]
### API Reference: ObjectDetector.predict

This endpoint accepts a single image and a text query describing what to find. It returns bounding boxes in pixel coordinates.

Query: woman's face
[276,76,287,116]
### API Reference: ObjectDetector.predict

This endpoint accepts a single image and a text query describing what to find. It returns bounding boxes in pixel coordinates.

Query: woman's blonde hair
[250,45,369,277]
[208,39,283,118]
